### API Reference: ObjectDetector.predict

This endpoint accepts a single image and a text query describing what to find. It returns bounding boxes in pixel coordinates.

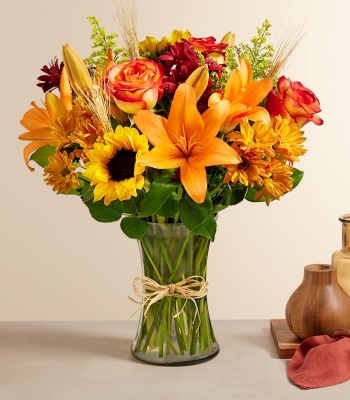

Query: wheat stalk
[114,0,139,60]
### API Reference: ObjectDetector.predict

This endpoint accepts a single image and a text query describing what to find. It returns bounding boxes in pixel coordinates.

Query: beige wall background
[1,0,348,321]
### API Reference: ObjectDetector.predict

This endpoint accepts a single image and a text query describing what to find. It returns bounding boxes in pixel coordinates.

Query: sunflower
[83,126,149,205]
[44,151,79,194]
[139,30,191,56]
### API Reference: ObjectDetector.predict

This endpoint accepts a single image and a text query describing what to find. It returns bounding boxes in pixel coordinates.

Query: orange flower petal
[223,69,242,101]
[201,100,230,138]
[134,110,169,146]
[244,106,271,124]
[191,137,241,168]
[22,141,50,171]
[180,162,207,203]
[137,142,183,169]
[239,59,253,87]
[243,79,273,107]
[168,83,204,143]
[45,92,67,120]
[20,104,52,130]
[18,127,55,141]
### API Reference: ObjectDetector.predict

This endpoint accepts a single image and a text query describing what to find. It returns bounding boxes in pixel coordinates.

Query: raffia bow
[129,275,209,326]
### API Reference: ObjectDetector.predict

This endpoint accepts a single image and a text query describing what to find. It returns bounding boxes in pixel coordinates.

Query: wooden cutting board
[270,319,302,359]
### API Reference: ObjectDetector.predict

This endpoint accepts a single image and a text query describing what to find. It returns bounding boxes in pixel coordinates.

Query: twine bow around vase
[129,275,209,327]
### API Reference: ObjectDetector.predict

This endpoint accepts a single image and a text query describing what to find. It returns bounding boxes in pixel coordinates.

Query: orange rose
[107,59,164,114]
[187,36,228,63]
[265,76,323,127]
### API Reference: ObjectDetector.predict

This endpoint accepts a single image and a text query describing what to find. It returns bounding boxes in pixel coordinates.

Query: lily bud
[220,32,236,48]
[185,65,209,101]
[62,44,92,95]
[59,67,73,110]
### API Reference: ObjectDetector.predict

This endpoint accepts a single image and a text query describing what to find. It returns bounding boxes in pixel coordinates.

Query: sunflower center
[107,149,136,181]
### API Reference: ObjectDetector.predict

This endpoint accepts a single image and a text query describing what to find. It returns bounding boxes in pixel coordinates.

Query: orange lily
[19,90,73,171]
[134,83,241,203]
[209,58,273,133]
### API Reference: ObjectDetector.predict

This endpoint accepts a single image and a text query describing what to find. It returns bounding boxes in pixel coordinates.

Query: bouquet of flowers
[18,2,323,364]
[18,8,322,242]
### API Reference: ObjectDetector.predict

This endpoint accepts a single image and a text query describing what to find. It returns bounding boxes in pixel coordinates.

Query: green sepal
[120,216,149,239]
[84,198,123,223]
[138,179,178,218]
[29,145,56,168]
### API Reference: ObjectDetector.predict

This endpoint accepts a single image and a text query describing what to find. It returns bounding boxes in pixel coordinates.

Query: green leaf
[78,177,94,202]
[292,168,304,189]
[29,145,56,168]
[84,198,123,223]
[120,216,149,239]
[122,190,145,214]
[192,213,217,241]
[138,179,178,218]
[156,192,179,217]
[178,194,213,232]
[245,185,265,202]
[229,184,248,205]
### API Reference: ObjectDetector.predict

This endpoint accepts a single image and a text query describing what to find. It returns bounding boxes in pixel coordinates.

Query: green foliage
[235,19,274,81]
[29,145,56,168]
[84,16,125,69]
[84,198,123,222]
[178,194,216,241]
[137,179,179,218]
[120,216,149,239]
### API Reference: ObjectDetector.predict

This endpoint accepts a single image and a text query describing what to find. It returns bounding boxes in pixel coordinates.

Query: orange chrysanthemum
[44,151,79,194]
[271,115,307,163]
[255,158,294,205]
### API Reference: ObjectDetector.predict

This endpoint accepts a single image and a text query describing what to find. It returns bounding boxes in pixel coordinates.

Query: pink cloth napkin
[287,329,350,389]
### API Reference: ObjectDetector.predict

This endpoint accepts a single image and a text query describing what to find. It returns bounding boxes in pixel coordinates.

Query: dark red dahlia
[37,58,63,93]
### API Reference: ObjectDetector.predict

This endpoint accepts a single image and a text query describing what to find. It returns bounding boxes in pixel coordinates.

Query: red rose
[265,76,323,126]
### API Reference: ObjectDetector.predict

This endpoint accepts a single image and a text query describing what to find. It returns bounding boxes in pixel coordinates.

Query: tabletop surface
[0,319,349,400]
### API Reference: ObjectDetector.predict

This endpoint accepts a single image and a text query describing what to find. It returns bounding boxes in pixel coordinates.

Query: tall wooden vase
[285,264,350,339]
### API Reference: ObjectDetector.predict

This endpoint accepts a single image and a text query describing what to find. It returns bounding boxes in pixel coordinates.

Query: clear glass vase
[332,214,350,296]
[131,222,219,365]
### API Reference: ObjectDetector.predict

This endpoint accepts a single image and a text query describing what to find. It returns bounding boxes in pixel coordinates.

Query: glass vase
[130,222,219,365]
[332,214,350,296]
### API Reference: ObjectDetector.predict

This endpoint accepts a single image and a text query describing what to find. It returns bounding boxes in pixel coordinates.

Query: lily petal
[201,100,230,139]
[243,79,273,107]
[168,83,204,143]
[134,110,169,146]
[191,137,241,168]
[180,162,207,204]
[137,142,183,169]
